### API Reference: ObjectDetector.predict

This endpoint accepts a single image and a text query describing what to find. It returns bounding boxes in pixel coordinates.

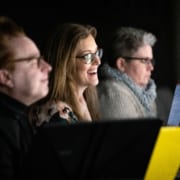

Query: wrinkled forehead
[7,35,40,59]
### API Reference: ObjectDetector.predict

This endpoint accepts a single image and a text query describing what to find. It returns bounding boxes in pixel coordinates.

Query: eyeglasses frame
[7,55,44,67]
[122,56,155,66]
[76,48,103,64]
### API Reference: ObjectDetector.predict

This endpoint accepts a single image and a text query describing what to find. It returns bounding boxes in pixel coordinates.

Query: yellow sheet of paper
[144,127,180,180]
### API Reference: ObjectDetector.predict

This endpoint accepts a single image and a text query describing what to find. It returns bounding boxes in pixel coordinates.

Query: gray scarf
[99,63,157,113]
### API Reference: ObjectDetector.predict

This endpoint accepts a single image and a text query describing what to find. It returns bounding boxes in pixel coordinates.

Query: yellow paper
[144,127,180,180]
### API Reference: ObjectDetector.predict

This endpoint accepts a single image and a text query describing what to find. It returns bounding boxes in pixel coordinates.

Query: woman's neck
[76,89,92,122]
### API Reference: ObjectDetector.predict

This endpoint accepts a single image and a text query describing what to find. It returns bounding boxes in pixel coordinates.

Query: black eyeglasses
[8,55,44,67]
[76,48,103,64]
[122,56,155,66]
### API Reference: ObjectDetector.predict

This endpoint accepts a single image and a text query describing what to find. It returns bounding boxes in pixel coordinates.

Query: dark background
[0,1,177,90]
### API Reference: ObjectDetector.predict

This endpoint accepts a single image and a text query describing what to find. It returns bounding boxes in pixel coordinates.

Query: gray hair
[106,27,157,67]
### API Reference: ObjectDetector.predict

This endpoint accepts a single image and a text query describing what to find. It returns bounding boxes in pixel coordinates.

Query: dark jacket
[0,92,34,179]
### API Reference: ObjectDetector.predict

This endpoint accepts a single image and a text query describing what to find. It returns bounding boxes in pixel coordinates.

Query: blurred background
[0,1,179,91]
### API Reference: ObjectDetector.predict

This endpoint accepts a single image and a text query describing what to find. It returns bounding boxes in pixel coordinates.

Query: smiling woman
[29,22,102,126]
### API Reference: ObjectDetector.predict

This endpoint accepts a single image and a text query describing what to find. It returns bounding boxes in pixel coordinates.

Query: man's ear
[0,70,13,88]
[116,57,126,72]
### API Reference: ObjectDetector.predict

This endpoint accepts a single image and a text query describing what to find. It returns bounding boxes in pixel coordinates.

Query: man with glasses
[97,26,157,120]
[0,16,52,179]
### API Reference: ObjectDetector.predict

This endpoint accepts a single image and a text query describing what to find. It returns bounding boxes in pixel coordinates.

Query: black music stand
[27,118,162,180]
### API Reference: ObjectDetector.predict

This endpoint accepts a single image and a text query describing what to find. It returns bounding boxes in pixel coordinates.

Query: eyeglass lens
[76,48,103,64]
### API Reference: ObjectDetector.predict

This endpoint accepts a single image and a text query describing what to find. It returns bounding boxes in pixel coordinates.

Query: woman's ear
[0,70,14,88]
[116,57,126,72]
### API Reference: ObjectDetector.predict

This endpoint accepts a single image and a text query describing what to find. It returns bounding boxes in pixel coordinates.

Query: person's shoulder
[0,110,18,129]
[98,79,132,99]
[98,78,119,87]
[98,78,127,91]
[0,114,22,145]
[41,112,69,126]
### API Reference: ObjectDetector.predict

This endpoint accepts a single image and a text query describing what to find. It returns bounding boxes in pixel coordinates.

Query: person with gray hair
[97,26,157,120]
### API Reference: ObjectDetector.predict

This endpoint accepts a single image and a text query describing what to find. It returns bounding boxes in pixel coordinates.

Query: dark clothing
[43,111,78,126]
[24,107,79,179]
[0,92,34,179]
[0,92,78,179]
